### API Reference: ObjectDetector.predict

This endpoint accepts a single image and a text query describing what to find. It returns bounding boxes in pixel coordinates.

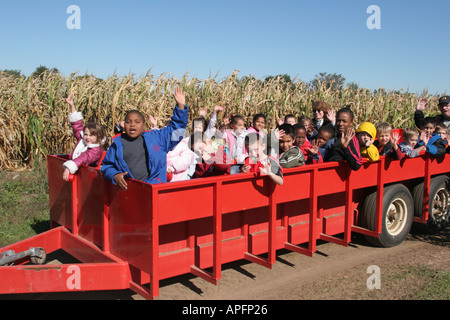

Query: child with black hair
[101,88,188,190]
[417,117,447,158]
[324,107,363,171]
[306,125,335,164]
[247,113,267,138]
[277,123,305,169]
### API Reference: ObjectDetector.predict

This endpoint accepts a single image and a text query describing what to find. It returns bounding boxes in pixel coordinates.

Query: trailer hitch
[0,247,46,266]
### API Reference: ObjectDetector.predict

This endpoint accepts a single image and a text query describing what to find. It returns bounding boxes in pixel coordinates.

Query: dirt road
[4,227,448,301]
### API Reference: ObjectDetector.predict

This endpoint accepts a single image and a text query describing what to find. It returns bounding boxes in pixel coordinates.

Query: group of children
[61,89,450,190]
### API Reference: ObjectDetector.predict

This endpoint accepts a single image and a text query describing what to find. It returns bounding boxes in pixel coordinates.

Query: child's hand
[241,164,251,173]
[341,127,355,149]
[213,105,224,114]
[173,87,186,109]
[149,115,158,129]
[308,140,320,155]
[274,128,285,140]
[259,160,273,176]
[391,131,400,149]
[416,98,428,112]
[119,121,125,128]
[114,172,128,191]
[199,108,207,117]
[420,131,429,145]
[65,92,74,105]
[62,168,70,181]
[65,92,76,113]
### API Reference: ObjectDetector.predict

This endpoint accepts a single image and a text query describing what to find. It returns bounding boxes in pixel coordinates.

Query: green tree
[310,72,346,91]
[32,65,59,80]
[0,69,22,79]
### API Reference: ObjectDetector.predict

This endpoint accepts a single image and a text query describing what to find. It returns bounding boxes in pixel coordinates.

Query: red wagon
[0,146,449,299]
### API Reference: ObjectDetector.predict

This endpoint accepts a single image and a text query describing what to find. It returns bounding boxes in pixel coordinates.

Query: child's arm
[341,128,363,171]
[306,140,323,164]
[365,144,380,162]
[66,93,84,140]
[414,98,427,129]
[260,160,283,186]
[205,105,223,138]
[100,143,129,190]
[66,93,77,114]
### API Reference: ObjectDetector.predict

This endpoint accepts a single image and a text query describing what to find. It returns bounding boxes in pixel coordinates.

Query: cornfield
[0,70,441,170]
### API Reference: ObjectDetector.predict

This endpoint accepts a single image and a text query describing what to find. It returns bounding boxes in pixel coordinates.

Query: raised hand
[391,131,400,150]
[149,114,158,129]
[308,139,320,155]
[199,108,207,117]
[326,109,336,124]
[341,127,355,149]
[213,105,224,114]
[173,87,186,109]
[416,98,428,112]
[65,92,76,113]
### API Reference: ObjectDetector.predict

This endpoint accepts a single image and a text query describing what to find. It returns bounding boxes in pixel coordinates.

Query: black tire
[362,184,414,248]
[412,175,450,234]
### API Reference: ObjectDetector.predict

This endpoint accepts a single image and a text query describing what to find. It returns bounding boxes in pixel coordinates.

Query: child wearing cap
[356,122,380,162]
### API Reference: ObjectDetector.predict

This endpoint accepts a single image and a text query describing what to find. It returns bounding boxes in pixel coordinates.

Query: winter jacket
[101,105,188,185]
[63,112,104,174]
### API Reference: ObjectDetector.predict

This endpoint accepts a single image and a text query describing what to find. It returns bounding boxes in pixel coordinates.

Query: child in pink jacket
[62,93,105,181]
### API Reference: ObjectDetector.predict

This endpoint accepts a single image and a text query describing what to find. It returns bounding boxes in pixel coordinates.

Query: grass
[0,160,50,247]
[386,265,450,300]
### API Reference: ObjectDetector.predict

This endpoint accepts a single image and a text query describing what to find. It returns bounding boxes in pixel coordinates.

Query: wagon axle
[0,247,46,266]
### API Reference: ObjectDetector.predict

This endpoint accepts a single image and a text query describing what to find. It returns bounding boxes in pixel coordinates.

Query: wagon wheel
[412,175,450,234]
[30,248,47,265]
[362,184,414,248]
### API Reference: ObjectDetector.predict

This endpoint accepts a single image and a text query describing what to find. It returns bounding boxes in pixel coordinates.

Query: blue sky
[0,0,448,94]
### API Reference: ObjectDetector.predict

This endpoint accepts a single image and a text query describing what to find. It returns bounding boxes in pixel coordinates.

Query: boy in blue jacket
[101,88,188,190]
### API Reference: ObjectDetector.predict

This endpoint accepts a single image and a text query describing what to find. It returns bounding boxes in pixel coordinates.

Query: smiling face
[404,134,419,148]
[336,111,352,134]
[124,111,145,139]
[439,103,450,119]
[312,108,324,121]
[247,140,266,161]
[279,134,294,153]
[83,128,98,145]
[253,117,266,132]
[377,130,391,147]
